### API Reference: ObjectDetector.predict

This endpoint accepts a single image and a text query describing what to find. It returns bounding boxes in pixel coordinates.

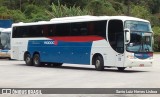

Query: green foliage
[23,4,50,22]
[48,1,90,18]
[10,10,26,22]
[131,5,152,21]
[153,26,160,35]
[86,0,116,15]
[152,27,160,51]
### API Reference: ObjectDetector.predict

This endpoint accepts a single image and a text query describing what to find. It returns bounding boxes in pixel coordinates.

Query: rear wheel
[33,54,42,67]
[117,67,126,71]
[24,53,33,66]
[94,56,104,71]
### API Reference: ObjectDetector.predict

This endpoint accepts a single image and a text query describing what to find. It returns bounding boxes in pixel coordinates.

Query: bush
[47,0,90,18]
[153,26,160,51]
[86,0,116,16]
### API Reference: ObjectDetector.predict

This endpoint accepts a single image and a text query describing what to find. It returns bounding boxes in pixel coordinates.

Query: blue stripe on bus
[28,40,92,64]
[134,52,153,59]
[0,50,9,52]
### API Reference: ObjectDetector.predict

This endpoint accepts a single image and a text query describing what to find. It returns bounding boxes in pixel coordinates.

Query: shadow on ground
[14,63,149,73]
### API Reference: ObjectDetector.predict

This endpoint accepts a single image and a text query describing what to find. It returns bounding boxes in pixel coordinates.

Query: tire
[117,67,126,71]
[94,56,104,71]
[24,53,33,66]
[8,57,11,60]
[33,54,42,67]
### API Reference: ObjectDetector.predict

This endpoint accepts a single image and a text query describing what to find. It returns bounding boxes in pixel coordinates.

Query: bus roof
[0,28,4,31]
[1,28,11,33]
[12,16,150,27]
[108,16,149,23]
[50,15,109,21]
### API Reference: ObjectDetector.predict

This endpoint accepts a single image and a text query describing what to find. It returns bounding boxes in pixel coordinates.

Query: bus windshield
[0,32,2,49]
[125,21,153,53]
[0,32,10,50]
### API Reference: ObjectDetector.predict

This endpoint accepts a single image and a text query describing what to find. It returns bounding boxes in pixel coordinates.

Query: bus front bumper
[124,58,153,67]
[0,52,10,58]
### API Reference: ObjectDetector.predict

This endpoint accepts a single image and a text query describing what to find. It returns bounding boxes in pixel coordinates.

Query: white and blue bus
[0,28,11,58]
[11,16,153,71]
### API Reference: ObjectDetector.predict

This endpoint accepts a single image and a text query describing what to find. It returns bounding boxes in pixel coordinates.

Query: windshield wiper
[138,39,151,52]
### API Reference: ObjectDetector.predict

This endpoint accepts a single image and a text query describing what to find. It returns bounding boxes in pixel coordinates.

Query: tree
[86,0,116,16]
[153,26,160,51]
[10,10,26,22]
[47,1,90,18]
[131,5,152,21]
[23,4,50,22]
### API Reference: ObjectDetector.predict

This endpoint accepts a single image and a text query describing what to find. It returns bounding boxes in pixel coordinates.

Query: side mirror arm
[125,29,131,44]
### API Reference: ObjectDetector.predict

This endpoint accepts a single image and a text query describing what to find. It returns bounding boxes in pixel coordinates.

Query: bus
[0,28,11,58]
[11,16,153,71]
[0,19,12,28]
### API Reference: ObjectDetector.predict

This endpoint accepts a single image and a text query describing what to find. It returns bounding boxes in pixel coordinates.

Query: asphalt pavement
[0,54,160,97]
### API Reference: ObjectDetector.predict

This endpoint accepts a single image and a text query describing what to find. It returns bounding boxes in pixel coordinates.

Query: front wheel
[33,54,42,67]
[94,56,104,71]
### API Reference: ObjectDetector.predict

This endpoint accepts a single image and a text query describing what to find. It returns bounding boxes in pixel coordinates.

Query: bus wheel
[33,54,42,67]
[95,56,104,71]
[117,67,126,71]
[24,53,33,66]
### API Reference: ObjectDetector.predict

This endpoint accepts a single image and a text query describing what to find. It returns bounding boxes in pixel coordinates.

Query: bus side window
[94,21,107,38]
[42,25,49,37]
[70,23,79,36]
[71,28,79,36]
[48,25,56,36]
[80,28,87,35]
[13,27,18,38]
[56,23,70,36]
[31,26,43,37]
[80,22,88,36]
[88,22,95,35]
[0,32,2,49]
[70,22,88,36]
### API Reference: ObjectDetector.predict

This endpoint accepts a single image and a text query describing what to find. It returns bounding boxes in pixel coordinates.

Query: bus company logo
[135,54,143,57]
[2,89,11,94]
[44,41,58,45]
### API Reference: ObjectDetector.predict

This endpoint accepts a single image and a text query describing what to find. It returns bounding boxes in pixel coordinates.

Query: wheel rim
[26,56,30,63]
[96,60,101,68]
[34,56,39,65]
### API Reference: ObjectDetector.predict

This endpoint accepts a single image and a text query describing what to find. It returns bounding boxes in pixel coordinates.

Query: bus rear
[0,28,11,58]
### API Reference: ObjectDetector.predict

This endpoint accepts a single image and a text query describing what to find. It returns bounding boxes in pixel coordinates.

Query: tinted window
[108,20,124,53]
[12,20,107,38]
[13,25,43,38]
[55,23,70,36]
[70,21,107,38]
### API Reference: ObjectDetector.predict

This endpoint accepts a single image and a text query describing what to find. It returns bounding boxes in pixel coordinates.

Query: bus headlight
[127,55,135,59]
[149,56,153,59]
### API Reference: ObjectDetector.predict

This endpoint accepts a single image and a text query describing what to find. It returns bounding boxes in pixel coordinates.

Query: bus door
[115,34,125,67]
[108,20,125,67]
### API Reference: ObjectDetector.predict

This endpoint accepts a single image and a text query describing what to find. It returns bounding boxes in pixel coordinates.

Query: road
[0,54,160,97]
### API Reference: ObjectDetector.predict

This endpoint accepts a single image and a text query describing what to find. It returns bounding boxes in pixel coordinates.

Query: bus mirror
[125,29,130,44]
